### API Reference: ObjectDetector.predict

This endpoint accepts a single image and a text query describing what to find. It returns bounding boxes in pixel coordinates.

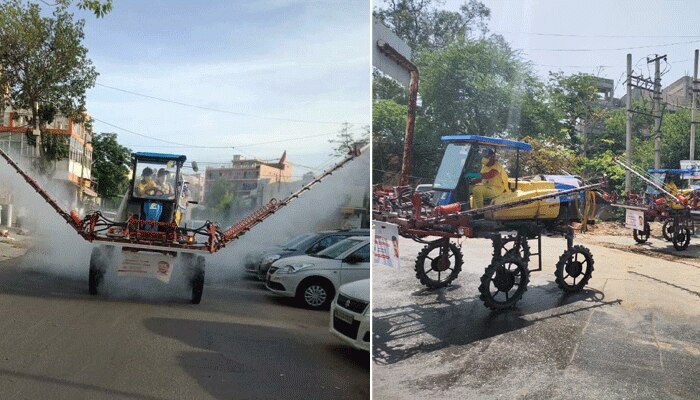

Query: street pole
[648,54,665,169]
[691,49,698,162]
[626,53,632,193]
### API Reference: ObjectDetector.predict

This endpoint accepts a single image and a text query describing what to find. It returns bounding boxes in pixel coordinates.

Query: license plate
[334,308,354,324]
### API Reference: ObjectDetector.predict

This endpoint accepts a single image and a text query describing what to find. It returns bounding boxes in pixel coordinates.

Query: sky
[442,0,700,97]
[74,0,370,178]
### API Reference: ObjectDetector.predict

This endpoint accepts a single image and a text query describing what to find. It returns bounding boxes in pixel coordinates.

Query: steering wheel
[145,187,165,196]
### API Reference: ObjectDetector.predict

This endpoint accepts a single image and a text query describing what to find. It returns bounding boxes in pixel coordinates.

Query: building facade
[204,152,292,207]
[0,107,94,226]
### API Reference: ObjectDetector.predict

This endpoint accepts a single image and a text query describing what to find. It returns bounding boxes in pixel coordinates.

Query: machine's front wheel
[555,245,594,292]
[662,219,674,242]
[478,255,529,310]
[190,256,205,304]
[632,222,650,243]
[673,228,691,251]
[88,246,106,295]
[414,239,463,289]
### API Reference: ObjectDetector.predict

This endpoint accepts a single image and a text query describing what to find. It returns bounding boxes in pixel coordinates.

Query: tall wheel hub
[431,255,451,272]
[493,268,516,292]
[566,260,583,278]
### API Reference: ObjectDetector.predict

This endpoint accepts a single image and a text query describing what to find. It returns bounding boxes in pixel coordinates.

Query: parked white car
[265,236,370,309]
[330,278,369,352]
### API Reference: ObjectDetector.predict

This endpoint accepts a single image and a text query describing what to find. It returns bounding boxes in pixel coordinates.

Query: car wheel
[298,280,333,309]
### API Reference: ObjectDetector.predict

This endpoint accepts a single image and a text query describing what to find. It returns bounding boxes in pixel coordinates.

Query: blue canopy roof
[133,152,187,162]
[441,135,532,151]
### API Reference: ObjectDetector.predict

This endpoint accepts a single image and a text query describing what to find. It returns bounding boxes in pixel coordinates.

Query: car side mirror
[344,255,361,264]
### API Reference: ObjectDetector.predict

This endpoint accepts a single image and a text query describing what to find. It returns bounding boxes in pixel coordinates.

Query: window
[307,235,345,254]
[349,244,370,263]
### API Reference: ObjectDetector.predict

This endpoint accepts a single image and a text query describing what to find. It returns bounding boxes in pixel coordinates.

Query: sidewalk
[0,227,30,263]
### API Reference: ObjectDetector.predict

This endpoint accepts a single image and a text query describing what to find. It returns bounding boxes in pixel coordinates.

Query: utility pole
[691,49,698,162]
[626,53,633,193]
[648,54,666,169]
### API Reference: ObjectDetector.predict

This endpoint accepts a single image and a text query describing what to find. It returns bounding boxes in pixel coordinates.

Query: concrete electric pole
[626,53,632,193]
[691,49,698,162]
[648,54,666,169]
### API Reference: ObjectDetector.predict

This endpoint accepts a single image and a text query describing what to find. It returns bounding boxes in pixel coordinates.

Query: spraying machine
[0,146,364,303]
[611,158,700,251]
[374,135,604,310]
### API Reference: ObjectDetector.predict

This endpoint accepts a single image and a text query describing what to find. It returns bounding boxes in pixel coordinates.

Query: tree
[547,72,611,156]
[375,0,490,50]
[203,180,235,221]
[0,0,98,160]
[329,122,370,156]
[91,132,131,198]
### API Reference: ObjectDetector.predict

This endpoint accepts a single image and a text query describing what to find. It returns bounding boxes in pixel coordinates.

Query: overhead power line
[95,82,365,126]
[523,39,700,52]
[496,30,700,39]
[92,117,361,149]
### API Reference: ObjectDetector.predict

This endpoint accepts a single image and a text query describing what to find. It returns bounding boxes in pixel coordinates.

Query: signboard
[119,251,175,283]
[625,209,645,230]
[373,221,401,268]
[680,160,700,179]
[373,17,412,87]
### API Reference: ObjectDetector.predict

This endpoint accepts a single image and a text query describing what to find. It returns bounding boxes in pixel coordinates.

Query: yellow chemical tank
[470,179,562,220]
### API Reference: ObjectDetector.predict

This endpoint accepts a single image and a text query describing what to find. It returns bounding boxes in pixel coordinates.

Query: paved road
[0,251,369,400]
[373,233,700,399]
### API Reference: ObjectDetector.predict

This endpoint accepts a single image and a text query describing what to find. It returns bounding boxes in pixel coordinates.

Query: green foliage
[374,0,490,51]
[0,0,98,160]
[204,180,235,221]
[92,132,131,198]
[518,136,579,176]
[373,70,407,104]
[329,123,369,157]
[577,151,626,192]
[43,133,69,161]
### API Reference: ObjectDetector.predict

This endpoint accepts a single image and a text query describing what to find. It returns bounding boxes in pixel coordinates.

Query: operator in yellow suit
[467,148,509,209]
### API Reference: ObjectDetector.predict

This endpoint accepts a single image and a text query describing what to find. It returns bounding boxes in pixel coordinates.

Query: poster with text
[373,221,400,268]
[624,209,645,230]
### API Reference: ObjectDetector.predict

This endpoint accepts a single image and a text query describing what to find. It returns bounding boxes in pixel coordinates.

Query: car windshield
[433,143,470,191]
[282,233,313,250]
[315,238,365,259]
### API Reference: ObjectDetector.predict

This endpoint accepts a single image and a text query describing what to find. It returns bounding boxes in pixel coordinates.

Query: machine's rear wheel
[633,222,650,243]
[493,235,530,266]
[88,246,106,295]
[478,255,529,310]
[190,255,205,304]
[414,239,463,289]
[673,228,691,251]
[555,245,594,292]
[662,219,674,242]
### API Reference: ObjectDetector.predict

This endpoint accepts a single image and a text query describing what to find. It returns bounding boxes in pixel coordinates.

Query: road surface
[0,251,369,400]
[373,233,700,399]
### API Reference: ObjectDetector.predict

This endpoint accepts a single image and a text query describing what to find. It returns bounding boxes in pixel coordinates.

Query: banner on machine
[373,221,401,268]
[119,251,175,283]
[625,209,645,231]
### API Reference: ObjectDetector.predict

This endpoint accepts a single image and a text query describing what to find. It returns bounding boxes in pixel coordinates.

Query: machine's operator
[135,167,159,196]
[466,148,509,208]
[156,168,174,196]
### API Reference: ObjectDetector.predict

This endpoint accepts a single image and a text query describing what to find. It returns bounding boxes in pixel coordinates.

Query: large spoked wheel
[672,228,691,251]
[493,236,530,266]
[555,245,594,292]
[414,240,463,289]
[632,222,650,244]
[190,255,205,304]
[662,219,674,242]
[478,256,529,310]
